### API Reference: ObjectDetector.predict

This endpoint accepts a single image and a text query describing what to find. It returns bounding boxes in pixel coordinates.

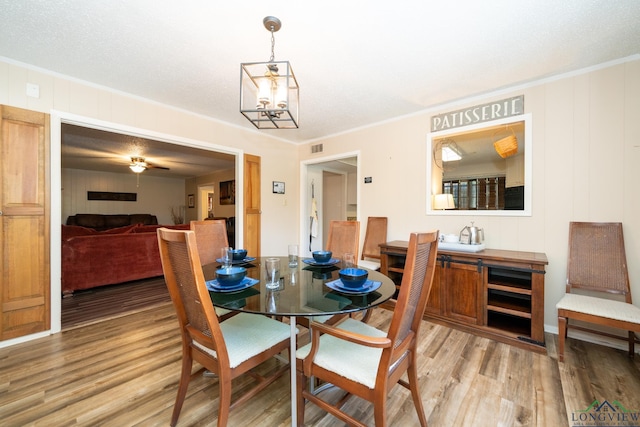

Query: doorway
[51,112,244,334]
[301,153,359,256]
[199,185,215,220]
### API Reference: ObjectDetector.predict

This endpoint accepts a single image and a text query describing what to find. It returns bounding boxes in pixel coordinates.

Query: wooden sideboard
[380,240,548,353]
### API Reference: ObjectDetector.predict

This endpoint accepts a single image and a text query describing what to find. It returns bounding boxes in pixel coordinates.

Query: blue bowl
[230,249,247,261]
[312,250,332,263]
[216,266,247,287]
[339,268,369,288]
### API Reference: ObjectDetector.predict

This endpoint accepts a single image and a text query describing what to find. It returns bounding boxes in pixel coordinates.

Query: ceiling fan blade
[146,163,170,170]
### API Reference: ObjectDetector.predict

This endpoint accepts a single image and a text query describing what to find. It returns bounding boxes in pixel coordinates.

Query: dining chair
[190,219,236,320]
[190,219,229,265]
[296,230,439,427]
[326,220,360,261]
[157,227,292,427]
[358,217,387,271]
[556,222,640,362]
[299,220,361,328]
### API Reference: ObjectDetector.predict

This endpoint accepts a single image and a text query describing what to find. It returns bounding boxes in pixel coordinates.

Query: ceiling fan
[129,157,170,173]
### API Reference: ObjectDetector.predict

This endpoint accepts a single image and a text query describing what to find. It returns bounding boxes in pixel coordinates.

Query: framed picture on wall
[188,194,195,208]
[272,181,285,194]
[220,180,235,205]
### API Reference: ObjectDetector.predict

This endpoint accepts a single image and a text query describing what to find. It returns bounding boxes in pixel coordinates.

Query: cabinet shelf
[488,290,531,318]
[487,282,532,295]
[487,311,531,337]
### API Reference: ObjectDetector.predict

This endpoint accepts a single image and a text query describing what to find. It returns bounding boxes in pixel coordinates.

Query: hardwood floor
[2,286,640,426]
[61,277,171,330]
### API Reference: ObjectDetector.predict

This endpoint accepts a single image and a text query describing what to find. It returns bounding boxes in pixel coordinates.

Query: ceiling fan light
[130,164,146,173]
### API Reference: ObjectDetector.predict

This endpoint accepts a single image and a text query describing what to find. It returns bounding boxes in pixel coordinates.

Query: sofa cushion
[62,225,97,240]
[74,214,106,229]
[103,214,130,228]
[133,224,190,233]
[129,213,158,225]
[98,224,139,234]
[66,214,159,231]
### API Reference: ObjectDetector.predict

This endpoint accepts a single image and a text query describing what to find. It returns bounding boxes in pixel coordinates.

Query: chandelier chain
[269,28,276,62]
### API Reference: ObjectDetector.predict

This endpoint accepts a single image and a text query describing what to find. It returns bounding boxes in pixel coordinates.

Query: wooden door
[0,105,50,340]
[243,154,261,258]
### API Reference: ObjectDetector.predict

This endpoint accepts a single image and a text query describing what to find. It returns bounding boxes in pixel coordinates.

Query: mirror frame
[426,113,532,216]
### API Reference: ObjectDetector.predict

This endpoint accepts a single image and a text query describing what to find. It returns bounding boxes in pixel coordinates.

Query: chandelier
[240,16,299,129]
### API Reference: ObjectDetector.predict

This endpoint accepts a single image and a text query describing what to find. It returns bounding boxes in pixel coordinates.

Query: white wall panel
[301,58,640,331]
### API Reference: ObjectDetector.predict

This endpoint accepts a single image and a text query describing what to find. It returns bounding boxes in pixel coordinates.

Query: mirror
[427,113,532,216]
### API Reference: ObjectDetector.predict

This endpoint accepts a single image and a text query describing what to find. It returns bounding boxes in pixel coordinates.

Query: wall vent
[311,143,323,154]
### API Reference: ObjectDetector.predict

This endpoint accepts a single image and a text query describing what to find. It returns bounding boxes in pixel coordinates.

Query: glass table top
[203,256,396,317]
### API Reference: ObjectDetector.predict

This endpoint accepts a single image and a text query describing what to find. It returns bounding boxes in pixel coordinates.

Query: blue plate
[302,258,340,267]
[206,277,259,293]
[325,279,382,295]
[216,256,256,265]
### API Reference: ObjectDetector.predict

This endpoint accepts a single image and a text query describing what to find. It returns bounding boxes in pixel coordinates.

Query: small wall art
[220,180,235,205]
[272,181,285,194]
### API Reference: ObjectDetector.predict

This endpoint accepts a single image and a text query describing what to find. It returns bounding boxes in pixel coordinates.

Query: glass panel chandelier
[240,16,299,129]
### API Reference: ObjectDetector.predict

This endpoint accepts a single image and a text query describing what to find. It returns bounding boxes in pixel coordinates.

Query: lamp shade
[433,193,455,210]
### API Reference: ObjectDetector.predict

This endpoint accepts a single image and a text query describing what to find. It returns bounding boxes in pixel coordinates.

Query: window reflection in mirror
[427,114,532,216]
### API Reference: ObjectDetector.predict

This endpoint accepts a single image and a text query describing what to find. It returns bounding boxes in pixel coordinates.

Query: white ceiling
[1,1,639,154]
[61,124,236,178]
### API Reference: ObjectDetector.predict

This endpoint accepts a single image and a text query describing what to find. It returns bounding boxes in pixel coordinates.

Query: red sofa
[61,223,189,295]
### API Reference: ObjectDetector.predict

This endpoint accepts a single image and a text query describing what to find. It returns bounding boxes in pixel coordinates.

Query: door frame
[49,111,244,335]
[300,151,360,258]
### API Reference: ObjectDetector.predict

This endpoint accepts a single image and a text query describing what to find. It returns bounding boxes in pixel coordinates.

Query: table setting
[201,247,396,427]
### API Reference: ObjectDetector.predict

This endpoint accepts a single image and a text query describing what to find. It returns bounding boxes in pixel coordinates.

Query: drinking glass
[264,257,281,290]
[220,246,232,268]
[288,244,299,267]
[344,253,355,268]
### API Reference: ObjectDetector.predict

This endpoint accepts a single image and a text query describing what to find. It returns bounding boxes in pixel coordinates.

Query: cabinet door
[444,261,482,325]
[0,105,50,340]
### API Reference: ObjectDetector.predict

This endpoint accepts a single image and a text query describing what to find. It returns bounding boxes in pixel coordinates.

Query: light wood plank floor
[2,286,640,426]
[61,277,171,330]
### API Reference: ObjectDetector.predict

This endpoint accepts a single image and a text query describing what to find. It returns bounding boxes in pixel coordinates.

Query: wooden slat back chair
[296,231,439,427]
[358,217,388,271]
[190,220,235,320]
[157,228,291,427]
[190,219,229,265]
[299,220,361,328]
[326,220,360,261]
[556,222,640,362]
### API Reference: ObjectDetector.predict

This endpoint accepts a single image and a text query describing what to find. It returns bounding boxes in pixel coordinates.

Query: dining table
[203,255,396,426]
